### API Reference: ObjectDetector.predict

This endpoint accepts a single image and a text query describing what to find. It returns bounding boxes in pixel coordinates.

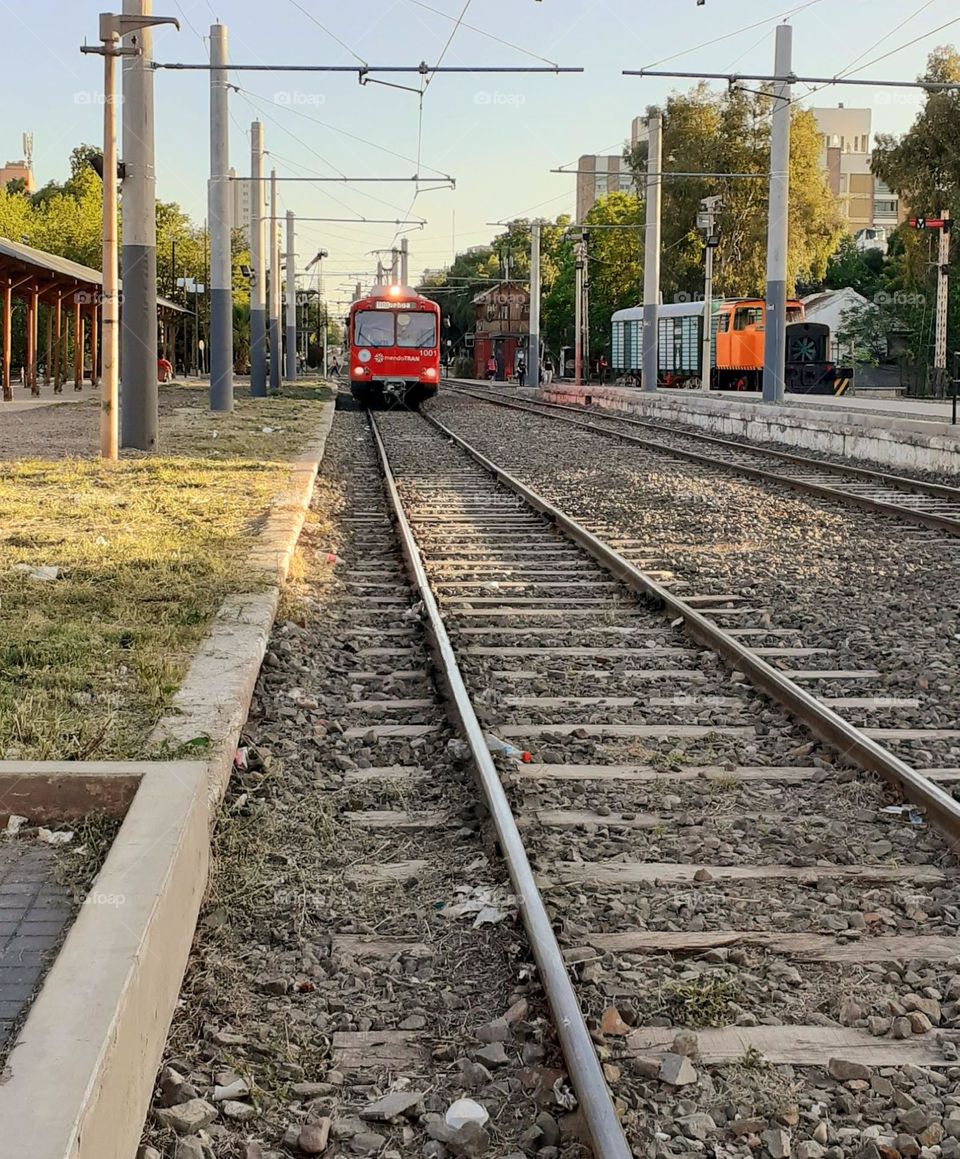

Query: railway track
[367,403,960,1159]
[448,384,960,539]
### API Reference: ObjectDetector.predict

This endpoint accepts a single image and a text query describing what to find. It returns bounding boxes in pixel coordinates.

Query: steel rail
[421,408,960,842]
[450,386,960,539]
[365,410,633,1159]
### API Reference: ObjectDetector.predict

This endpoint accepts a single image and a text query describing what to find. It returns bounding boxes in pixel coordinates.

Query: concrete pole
[269,169,281,392]
[642,110,663,393]
[701,241,715,391]
[121,0,158,450]
[762,23,793,404]
[574,240,583,386]
[285,210,297,381]
[250,122,267,396]
[529,221,541,391]
[100,47,120,458]
[934,211,951,396]
[583,236,591,382]
[400,237,409,286]
[208,23,233,411]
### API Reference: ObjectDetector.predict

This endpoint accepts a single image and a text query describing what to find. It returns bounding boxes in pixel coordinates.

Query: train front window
[733,307,764,331]
[396,311,438,348]
[354,311,395,347]
[787,306,804,323]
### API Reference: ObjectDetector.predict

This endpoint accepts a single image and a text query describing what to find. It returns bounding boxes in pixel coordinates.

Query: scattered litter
[440,884,517,928]
[322,552,343,565]
[213,1078,251,1102]
[234,747,249,771]
[4,815,28,837]
[552,1077,578,1110]
[484,733,532,763]
[671,616,684,628]
[37,828,73,846]
[881,805,925,825]
[445,1098,489,1130]
[446,738,470,762]
[95,535,107,546]
[13,564,59,582]
[261,426,275,434]
[402,602,424,621]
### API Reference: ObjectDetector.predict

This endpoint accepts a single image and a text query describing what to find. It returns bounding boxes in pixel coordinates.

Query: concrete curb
[0,761,208,1159]
[150,393,337,807]
[0,393,338,1159]
[535,383,960,476]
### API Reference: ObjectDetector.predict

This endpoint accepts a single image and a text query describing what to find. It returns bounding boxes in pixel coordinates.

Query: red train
[348,285,441,407]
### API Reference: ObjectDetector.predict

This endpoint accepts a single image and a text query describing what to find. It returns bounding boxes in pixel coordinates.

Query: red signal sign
[910,217,946,230]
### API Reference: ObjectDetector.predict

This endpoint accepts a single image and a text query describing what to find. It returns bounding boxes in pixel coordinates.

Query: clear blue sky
[4,0,957,303]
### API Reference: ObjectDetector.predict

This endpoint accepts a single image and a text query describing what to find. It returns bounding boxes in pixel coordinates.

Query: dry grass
[0,385,332,760]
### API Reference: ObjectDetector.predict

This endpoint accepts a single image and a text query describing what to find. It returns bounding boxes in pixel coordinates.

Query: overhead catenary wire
[285,0,369,66]
[643,0,826,70]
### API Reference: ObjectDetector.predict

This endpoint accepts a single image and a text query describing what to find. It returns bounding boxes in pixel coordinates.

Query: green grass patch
[0,388,331,760]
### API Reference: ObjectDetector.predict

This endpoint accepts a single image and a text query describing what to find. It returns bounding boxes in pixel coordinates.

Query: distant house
[802,287,872,360]
[472,281,530,380]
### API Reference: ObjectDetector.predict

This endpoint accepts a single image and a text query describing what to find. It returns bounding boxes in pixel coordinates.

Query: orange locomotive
[348,284,441,408]
[612,298,849,393]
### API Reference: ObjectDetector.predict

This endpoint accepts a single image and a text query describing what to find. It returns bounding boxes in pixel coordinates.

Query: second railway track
[449,385,960,539]
[371,403,960,1159]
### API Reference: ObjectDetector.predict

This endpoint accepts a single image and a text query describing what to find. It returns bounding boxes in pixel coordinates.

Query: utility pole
[529,221,541,391]
[762,23,793,404]
[285,210,297,381]
[250,122,267,397]
[934,212,951,396]
[269,169,281,392]
[642,109,662,393]
[121,0,163,451]
[400,237,409,286]
[574,238,584,386]
[698,195,722,391]
[82,10,178,460]
[208,22,233,410]
[582,232,591,383]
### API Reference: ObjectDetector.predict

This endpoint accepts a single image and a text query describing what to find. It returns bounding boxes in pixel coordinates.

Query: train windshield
[787,306,804,323]
[396,311,438,348]
[354,311,396,347]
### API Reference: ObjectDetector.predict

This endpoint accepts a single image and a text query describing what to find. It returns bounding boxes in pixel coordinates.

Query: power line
[404,0,561,68]
[232,83,452,178]
[643,0,826,70]
[285,0,368,66]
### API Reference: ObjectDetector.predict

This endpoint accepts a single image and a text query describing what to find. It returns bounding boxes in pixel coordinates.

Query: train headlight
[357,349,372,363]
[423,368,437,379]
[352,365,366,377]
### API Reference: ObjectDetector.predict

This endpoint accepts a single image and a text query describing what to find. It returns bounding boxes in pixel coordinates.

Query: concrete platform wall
[541,385,960,477]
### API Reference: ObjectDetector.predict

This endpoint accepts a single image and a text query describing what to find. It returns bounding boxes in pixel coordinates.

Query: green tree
[626,87,843,301]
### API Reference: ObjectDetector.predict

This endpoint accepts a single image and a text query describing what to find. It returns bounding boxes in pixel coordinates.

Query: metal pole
[269,169,281,392]
[285,210,297,381]
[529,221,541,391]
[250,122,267,396]
[101,45,120,459]
[400,237,409,286]
[642,110,662,393]
[762,23,793,404]
[934,212,951,397]
[574,240,583,387]
[209,22,233,410]
[121,0,159,450]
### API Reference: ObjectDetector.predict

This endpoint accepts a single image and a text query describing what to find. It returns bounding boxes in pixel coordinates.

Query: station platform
[447,379,960,477]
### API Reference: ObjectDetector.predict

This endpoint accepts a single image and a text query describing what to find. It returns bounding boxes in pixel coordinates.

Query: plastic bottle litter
[484,733,532,763]
[37,827,73,846]
[445,1098,489,1130]
[4,815,27,837]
